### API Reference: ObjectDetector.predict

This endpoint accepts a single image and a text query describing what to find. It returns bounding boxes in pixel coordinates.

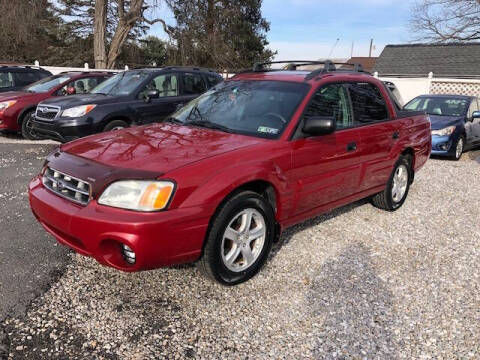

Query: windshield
[171,80,309,139]
[25,75,72,93]
[405,97,469,117]
[91,71,149,96]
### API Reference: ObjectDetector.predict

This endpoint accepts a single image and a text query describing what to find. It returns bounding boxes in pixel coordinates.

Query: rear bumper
[29,176,212,271]
[31,117,94,142]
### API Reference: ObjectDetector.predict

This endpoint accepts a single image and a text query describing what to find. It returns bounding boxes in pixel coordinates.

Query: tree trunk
[93,0,108,69]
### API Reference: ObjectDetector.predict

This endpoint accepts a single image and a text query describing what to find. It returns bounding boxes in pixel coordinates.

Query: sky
[148,0,417,60]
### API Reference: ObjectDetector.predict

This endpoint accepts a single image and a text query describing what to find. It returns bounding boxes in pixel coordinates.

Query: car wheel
[371,155,412,211]
[20,110,41,140]
[452,136,465,161]
[197,190,275,285]
[103,120,128,132]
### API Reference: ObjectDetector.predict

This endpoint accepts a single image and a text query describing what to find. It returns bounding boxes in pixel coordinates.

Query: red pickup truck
[29,61,431,285]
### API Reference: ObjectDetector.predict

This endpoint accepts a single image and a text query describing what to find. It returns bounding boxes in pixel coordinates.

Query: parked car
[0,65,51,93]
[404,94,480,160]
[31,67,224,143]
[0,72,112,139]
[29,60,431,285]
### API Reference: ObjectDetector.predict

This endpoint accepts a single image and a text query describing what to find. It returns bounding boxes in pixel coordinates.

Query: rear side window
[205,74,222,88]
[13,71,38,86]
[348,82,389,123]
[0,72,14,89]
[303,84,353,130]
[182,73,207,95]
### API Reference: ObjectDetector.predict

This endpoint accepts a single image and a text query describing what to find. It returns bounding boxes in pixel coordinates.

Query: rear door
[290,83,363,216]
[347,82,401,192]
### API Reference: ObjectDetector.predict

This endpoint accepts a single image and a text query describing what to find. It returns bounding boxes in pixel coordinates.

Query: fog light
[440,143,449,151]
[121,244,136,264]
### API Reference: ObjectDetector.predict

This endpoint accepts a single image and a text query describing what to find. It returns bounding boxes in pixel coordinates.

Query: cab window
[303,84,353,130]
[347,82,389,124]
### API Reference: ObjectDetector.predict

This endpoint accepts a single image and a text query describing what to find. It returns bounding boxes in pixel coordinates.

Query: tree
[139,36,168,65]
[56,0,166,68]
[411,0,480,42]
[166,0,275,71]
[0,0,64,63]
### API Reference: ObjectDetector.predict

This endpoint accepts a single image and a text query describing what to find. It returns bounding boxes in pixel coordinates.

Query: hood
[428,115,464,130]
[41,93,120,108]
[0,91,39,102]
[61,123,265,175]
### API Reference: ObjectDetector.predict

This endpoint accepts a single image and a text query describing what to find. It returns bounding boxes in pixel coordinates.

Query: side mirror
[66,86,76,95]
[472,111,480,119]
[303,116,336,136]
[144,89,160,102]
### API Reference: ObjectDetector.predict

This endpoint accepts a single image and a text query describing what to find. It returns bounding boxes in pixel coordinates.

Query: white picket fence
[31,61,126,75]
[375,72,480,103]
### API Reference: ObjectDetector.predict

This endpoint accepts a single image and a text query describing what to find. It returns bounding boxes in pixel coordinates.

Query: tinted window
[64,77,103,95]
[303,84,353,130]
[182,73,207,95]
[206,74,222,88]
[0,72,14,89]
[13,71,38,86]
[348,83,389,123]
[172,81,309,139]
[138,73,179,99]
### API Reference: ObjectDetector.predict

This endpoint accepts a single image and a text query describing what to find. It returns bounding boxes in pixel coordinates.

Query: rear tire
[20,110,40,140]
[197,191,275,285]
[103,120,128,132]
[371,155,412,211]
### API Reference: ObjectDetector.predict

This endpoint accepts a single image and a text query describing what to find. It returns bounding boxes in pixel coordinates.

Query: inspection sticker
[257,126,279,134]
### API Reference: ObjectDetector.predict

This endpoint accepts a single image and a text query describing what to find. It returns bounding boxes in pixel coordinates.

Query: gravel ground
[2,150,480,359]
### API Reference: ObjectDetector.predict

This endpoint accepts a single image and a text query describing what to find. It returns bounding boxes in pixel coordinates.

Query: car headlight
[98,180,175,211]
[0,100,17,113]
[62,104,96,118]
[431,126,456,136]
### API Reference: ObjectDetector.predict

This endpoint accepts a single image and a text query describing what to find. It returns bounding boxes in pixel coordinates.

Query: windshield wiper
[187,120,233,133]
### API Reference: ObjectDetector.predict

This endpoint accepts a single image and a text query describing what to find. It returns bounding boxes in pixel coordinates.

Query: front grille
[42,167,91,205]
[36,105,61,121]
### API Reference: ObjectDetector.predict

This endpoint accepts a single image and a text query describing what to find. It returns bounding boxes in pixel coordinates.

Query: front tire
[452,136,464,161]
[371,155,412,211]
[103,120,128,132]
[20,110,40,140]
[197,191,275,285]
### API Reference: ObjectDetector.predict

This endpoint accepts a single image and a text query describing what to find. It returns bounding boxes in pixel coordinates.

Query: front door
[466,98,480,146]
[290,83,363,216]
[135,73,183,124]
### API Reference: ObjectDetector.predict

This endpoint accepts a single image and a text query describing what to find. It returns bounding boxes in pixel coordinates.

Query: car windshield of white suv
[91,71,150,96]
[169,80,309,139]
[405,97,468,117]
[25,75,72,93]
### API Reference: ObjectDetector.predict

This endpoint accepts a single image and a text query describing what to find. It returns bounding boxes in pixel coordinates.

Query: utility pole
[369,39,374,57]
[351,41,354,58]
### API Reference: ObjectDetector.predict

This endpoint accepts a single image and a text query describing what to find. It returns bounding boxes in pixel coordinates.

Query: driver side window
[138,74,179,99]
[467,99,479,119]
[304,84,353,130]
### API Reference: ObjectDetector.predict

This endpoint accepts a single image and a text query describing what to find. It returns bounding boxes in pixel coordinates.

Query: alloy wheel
[391,164,409,203]
[221,208,266,272]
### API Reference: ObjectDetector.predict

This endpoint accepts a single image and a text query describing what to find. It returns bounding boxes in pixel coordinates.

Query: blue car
[405,95,480,160]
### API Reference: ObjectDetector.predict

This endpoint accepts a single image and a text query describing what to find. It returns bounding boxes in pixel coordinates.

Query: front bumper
[29,176,211,271]
[31,116,94,143]
[431,135,455,156]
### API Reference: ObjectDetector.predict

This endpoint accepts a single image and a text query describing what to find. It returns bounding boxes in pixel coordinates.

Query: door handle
[346,142,357,152]
[392,131,400,139]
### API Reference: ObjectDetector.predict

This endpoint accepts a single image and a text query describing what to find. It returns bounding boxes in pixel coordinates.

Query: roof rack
[251,60,368,80]
[133,65,218,73]
[0,64,43,70]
